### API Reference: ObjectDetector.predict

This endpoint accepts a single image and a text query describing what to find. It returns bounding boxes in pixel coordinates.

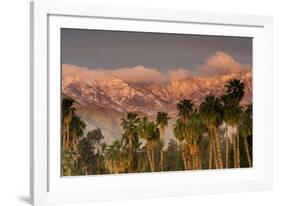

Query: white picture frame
[30,0,273,205]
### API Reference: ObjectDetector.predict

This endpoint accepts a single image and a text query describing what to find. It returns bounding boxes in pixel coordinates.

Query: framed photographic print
[30,0,273,205]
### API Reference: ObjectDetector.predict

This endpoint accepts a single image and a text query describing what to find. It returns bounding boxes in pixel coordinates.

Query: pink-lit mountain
[62,69,252,143]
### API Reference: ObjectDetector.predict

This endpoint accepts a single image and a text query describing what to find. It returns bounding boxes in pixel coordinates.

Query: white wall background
[0,0,280,205]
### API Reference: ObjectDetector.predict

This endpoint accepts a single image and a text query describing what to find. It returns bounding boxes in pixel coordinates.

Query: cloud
[168,69,191,81]
[62,64,166,84]
[62,64,114,82]
[111,66,166,84]
[62,52,251,84]
[197,51,251,76]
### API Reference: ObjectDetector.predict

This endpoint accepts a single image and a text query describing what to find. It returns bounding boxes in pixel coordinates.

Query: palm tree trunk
[212,139,219,169]
[243,137,252,167]
[210,130,219,169]
[197,150,202,169]
[236,133,240,168]
[209,139,213,169]
[146,144,154,172]
[225,124,229,168]
[160,150,164,171]
[151,145,155,172]
[226,137,229,168]
[129,148,133,173]
[195,147,201,170]
[181,145,188,170]
[195,155,198,170]
[185,146,192,170]
[179,142,188,170]
[213,129,223,169]
[97,156,100,175]
[232,133,237,168]
[192,155,196,170]
[186,154,192,170]
[62,119,67,149]
[65,113,72,150]
[182,152,187,170]
[73,136,78,169]
[160,138,164,171]
[129,137,133,173]
[66,122,70,150]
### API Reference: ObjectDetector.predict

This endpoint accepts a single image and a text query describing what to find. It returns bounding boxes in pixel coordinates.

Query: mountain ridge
[63,69,252,116]
[62,69,252,143]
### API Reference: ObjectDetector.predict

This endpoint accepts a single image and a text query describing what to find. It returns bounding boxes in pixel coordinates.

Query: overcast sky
[61,28,252,76]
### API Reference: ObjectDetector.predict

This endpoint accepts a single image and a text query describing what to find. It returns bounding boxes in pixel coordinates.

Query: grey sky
[61,28,252,73]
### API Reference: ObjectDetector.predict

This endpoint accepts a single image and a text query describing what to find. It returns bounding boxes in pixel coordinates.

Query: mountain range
[62,68,252,144]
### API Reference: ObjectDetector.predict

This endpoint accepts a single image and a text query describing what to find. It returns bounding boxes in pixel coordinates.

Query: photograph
[61,29,253,176]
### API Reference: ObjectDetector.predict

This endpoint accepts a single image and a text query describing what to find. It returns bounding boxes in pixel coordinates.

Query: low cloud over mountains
[62,51,251,84]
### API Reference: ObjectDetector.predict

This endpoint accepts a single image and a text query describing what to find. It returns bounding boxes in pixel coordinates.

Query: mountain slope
[62,69,252,143]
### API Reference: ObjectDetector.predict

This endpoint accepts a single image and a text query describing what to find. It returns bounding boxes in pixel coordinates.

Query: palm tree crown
[225,79,245,104]
[138,117,160,141]
[199,94,223,129]
[121,112,141,137]
[186,111,205,146]
[156,112,170,134]
[173,118,188,142]
[120,112,141,172]
[177,99,194,122]
[62,98,76,119]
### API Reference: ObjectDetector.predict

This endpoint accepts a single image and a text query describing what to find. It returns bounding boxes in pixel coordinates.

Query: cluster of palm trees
[61,98,86,175]
[61,78,253,176]
[172,79,252,170]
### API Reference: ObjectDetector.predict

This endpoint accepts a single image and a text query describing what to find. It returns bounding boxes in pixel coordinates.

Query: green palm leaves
[239,104,252,167]
[174,99,195,170]
[138,117,160,172]
[121,112,141,172]
[105,139,129,174]
[186,111,205,148]
[199,95,224,169]
[173,118,188,142]
[62,98,76,150]
[156,112,170,171]
[61,97,86,175]
[225,79,245,104]
[177,99,193,122]
[222,79,245,168]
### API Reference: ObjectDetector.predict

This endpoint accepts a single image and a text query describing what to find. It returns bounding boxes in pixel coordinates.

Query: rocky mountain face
[62,70,252,144]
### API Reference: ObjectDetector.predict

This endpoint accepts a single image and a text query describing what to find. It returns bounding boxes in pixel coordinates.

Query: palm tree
[221,94,229,168]
[105,139,128,174]
[186,110,205,170]
[156,112,170,171]
[120,112,141,172]
[78,137,95,175]
[177,99,194,122]
[225,79,245,104]
[199,94,224,169]
[138,117,160,172]
[174,99,194,170]
[221,94,242,168]
[173,118,189,170]
[224,79,245,168]
[62,98,76,150]
[135,144,148,172]
[69,115,86,168]
[86,128,105,174]
[239,104,252,167]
